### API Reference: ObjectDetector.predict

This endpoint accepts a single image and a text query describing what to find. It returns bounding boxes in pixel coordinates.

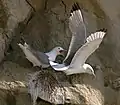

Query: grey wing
[70,31,106,68]
[63,3,86,65]
[34,51,49,65]
[28,47,49,65]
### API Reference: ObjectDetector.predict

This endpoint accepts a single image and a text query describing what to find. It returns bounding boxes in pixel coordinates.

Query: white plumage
[49,31,105,75]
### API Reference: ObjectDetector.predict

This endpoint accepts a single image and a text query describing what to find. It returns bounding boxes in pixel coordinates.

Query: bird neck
[45,50,57,61]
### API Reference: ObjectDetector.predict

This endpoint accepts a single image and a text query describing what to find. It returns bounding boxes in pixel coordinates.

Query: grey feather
[26,45,49,65]
[31,50,49,65]
[18,43,49,68]
[70,31,105,67]
[63,3,86,65]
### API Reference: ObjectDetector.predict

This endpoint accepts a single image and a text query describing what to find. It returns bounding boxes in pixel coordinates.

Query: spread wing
[63,2,86,65]
[70,31,106,68]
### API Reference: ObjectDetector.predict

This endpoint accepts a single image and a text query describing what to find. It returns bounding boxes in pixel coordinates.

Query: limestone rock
[0,0,31,63]
[105,87,118,105]
[28,68,104,105]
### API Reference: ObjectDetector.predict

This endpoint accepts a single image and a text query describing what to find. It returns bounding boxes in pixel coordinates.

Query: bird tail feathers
[24,42,29,47]
[18,43,25,50]
[18,41,29,49]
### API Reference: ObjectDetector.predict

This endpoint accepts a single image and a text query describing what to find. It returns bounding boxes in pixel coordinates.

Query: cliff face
[0,0,120,105]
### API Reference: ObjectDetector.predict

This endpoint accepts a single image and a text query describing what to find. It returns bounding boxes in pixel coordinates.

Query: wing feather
[64,3,86,65]
[70,31,106,68]
[27,47,49,65]
[18,42,49,65]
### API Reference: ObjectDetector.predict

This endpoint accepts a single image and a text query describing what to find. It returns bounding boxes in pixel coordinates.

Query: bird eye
[58,48,60,50]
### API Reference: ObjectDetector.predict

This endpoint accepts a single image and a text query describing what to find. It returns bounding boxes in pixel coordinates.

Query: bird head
[83,64,96,77]
[53,47,67,56]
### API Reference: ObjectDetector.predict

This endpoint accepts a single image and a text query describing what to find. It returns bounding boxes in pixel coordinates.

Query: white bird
[18,42,65,68]
[49,3,106,76]
[49,31,105,75]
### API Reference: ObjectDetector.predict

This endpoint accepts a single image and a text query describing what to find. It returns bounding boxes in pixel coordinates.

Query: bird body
[49,3,106,76]
[18,42,65,68]
[49,31,106,75]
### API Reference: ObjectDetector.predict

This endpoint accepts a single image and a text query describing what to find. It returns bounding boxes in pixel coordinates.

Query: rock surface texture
[0,0,120,105]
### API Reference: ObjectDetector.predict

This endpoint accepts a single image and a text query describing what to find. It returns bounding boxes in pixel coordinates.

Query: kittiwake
[49,3,106,76]
[18,42,66,68]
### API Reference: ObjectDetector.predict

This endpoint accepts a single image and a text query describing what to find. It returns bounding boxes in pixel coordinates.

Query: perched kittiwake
[49,3,106,76]
[18,42,65,68]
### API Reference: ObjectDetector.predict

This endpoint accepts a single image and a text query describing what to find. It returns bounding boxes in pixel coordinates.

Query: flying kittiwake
[18,42,66,68]
[49,3,106,76]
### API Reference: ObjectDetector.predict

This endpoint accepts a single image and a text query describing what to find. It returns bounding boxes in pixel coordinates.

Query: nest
[27,70,66,105]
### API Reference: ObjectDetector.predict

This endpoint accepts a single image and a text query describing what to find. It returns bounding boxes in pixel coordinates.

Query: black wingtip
[96,28,107,32]
[70,2,81,13]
